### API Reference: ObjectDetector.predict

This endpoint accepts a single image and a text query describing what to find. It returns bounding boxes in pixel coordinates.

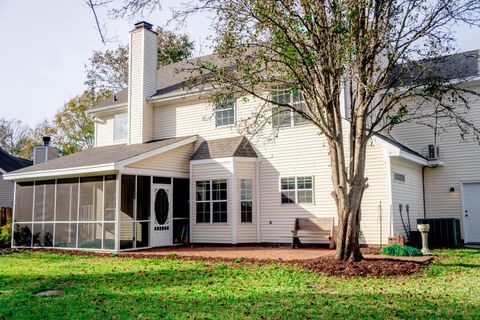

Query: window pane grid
[215,98,235,127]
[272,90,308,127]
[280,176,314,204]
[240,179,253,223]
[196,179,228,224]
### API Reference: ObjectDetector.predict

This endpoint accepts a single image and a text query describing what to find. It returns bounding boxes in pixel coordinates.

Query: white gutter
[3,163,117,181]
[87,103,128,115]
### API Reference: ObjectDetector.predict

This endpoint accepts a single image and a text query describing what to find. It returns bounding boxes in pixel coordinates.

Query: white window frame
[240,179,253,223]
[272,90,308,128]
[196,179,228,224]
[215,98,236,128]
[113,113,128,141]
[280,176,314,204]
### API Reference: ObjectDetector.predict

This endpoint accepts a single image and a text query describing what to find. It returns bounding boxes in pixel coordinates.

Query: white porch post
[115,173,121,251]
[231,158,237,244]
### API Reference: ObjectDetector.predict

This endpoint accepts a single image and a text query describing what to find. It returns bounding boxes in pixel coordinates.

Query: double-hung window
[272,90,308,127]
[281,176,314,204]
[196,180,228,223]
[240,179,253,223]
[114,113,128,141]
[215,97,235,127]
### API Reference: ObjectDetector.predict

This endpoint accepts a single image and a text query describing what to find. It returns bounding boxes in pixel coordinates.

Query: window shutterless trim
[280,176,314,205]
[195,179,228,224]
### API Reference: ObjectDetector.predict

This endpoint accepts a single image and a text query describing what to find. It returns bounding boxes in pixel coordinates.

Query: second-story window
[215,98,236,127]
[272,90,308,127]
[114,113,128,141]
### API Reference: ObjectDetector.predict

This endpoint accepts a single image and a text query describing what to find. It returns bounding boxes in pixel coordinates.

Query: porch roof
[4,136,197,181]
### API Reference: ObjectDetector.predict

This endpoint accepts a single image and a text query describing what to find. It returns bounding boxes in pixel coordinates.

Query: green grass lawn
[1,249,479,319]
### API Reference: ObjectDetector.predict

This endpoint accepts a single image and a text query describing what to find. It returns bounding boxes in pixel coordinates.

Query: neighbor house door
[151,184,172,247]
[463,183,480,243]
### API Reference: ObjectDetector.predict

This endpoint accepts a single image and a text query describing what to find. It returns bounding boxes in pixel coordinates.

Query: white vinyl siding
[125,143,194,174]
[236,161,257,243]
[191,161,232,243]
[390,158,424,239]
[391,87,480,238]
[154,95,389,245]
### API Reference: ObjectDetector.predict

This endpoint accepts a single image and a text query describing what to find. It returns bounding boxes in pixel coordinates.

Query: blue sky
[0,1,479,126]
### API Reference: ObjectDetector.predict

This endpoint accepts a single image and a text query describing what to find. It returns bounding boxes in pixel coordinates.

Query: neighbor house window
[281,176,314,204]
[114,113,128,141]
[215,98,235,127]
[272,90,308,127]
[196,180,228,223]
[240,179,253,223]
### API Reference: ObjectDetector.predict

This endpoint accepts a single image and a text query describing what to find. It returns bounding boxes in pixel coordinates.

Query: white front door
[151,184,172,247]
[463,183,480,243]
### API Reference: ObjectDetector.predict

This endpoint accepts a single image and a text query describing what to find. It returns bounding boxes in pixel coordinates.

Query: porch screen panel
[120,175,135,249]
[136,176,150,221]
[55,178,79,222]
[79,176,103,221]
[54,223,77,248]
[13,223,32,247]
[13,175,115,250]
[104,175,116,221]
[14,182,34,222]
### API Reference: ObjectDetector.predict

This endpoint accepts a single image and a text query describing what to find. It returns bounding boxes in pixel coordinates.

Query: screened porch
[12,174,190,251]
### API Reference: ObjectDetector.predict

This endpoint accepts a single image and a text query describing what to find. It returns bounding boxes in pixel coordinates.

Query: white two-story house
[5,21,480,251]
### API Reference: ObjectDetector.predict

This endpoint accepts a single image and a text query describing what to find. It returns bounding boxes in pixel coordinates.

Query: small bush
[0,220,12,248]
[215,264,228,270]
[380,244,422,257]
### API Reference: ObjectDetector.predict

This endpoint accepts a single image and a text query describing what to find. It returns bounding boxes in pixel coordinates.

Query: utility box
[416,218,462,248]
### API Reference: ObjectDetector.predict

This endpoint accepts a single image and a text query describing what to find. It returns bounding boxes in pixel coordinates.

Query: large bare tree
[104,0,480,261]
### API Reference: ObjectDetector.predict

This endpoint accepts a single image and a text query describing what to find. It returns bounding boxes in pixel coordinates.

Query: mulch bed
[297,256,423,277]
[13,247,428,277]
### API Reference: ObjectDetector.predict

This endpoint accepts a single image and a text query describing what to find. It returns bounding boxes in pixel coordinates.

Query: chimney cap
[43,136,51,146]
[134,21,153,30]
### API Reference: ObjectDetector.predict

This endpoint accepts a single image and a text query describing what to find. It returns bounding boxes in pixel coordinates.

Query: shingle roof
[9,136,195,175]
[92,89,128,110]
[375,133,427,160]
[390,50,480,87]
[191,136,257,160]
[0,147,32,172]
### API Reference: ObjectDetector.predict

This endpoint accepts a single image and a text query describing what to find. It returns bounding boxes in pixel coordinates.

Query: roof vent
[43,136,51,146]
[134,21,153,31]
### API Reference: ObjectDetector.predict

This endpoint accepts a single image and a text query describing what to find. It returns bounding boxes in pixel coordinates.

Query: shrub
[380,244,422,257]
[0,220,12,248]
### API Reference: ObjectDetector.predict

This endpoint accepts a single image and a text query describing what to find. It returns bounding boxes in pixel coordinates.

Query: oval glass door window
[154,189,169,225]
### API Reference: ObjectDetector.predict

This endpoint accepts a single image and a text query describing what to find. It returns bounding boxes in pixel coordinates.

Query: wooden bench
[292,217,336,249]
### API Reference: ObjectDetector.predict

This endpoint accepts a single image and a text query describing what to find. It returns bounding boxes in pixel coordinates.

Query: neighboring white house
[0,147,32,209]
[4,21,480,251]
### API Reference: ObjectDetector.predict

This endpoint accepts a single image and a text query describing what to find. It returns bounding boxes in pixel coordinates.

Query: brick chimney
[33,136,59,165]
[128,21,158,144]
